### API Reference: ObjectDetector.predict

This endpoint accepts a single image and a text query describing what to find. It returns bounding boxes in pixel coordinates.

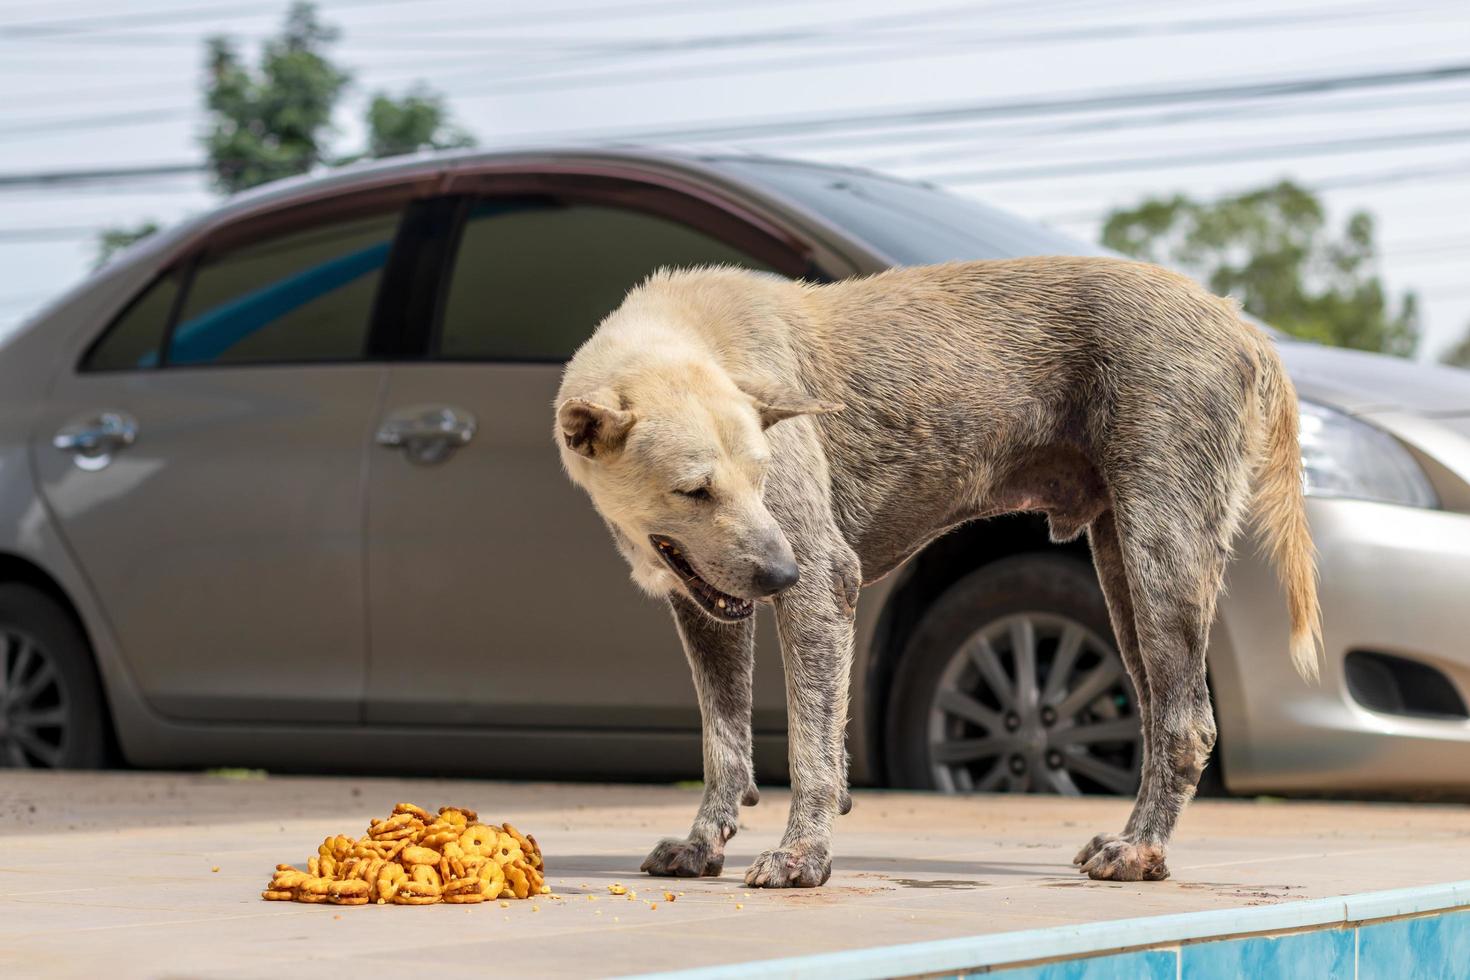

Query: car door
[32,187,419,723]
[363,171,816,734]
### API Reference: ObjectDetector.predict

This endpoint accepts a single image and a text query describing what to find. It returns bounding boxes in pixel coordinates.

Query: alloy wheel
[0,628,70,768]
[926,611,1141,794]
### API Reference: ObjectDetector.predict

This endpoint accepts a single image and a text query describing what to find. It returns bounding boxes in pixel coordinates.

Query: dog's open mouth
[650,535,754,621]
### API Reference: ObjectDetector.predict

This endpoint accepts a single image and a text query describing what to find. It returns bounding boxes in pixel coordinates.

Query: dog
[554,257,1321,887]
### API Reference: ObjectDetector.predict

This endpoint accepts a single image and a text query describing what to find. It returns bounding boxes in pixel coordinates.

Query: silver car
[2,147,1467,798]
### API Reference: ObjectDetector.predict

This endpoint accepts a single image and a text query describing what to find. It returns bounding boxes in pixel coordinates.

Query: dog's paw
[1072,832,1125,867]
[744,844,831,888]
[1078,839,1169,882]
[641,837,725,878]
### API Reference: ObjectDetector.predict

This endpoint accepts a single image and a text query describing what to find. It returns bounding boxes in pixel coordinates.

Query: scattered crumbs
[735,903,743,910]
[211,866,220,873]
[608,883,627,895]
[532,905,540,913]
[587,895,597,901]
[332,914,342,921]
[499,901,510,909]
[649,902,658,910]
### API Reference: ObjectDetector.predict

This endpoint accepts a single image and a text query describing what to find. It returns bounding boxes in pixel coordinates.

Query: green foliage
[99,2,475,262]
[364,85,476,160]
[1101,180,1419,357]
[95,221,161,269]
[203,2,349,194]
[1441,325,1470,369]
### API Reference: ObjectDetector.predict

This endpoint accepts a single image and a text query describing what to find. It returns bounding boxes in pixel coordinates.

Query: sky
[1,0,1467,361]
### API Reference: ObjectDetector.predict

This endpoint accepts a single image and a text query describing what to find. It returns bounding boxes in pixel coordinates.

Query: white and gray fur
[555,257,1322,886]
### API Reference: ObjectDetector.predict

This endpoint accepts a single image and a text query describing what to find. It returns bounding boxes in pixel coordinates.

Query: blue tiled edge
[1178,928,1354,980]
[986,948,1177,980]
[627,880,1470,980]
[1357,908,1470,980]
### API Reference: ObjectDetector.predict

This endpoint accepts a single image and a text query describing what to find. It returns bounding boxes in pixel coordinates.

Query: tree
[94,221,160,270]
[364,85,476,160]
[204,2,348,194]
[1442,325,1470,369]
[1101,180,1419,357]
[97,2,473,261]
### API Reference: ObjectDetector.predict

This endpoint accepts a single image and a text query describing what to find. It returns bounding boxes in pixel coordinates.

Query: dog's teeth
[716,598,726,609]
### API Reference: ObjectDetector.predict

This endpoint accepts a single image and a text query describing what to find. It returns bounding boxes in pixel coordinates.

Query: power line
[381,1,1458,55]
[0,225,99,241]
[6,2,1464,124]
[1037,159,1470,224]
[431,7,1470,99]
[554,62,1470,144]
[0,161,204,189]
[926,125,1470,185]
[850,86,1470,171]
[0,0,419,38]
[5,61,1470,190]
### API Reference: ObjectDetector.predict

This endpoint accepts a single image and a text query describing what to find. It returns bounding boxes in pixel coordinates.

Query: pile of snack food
[261,802,548,906]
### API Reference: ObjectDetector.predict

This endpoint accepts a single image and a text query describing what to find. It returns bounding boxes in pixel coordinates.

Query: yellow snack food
[258,802,549,908]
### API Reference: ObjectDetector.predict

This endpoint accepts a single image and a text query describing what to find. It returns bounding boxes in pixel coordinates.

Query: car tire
[884,554,1144,796]
[0,583,108,769]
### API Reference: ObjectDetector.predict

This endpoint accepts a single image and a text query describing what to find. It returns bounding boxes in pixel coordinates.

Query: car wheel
[885,554,1143,796]
[0,584,107,769]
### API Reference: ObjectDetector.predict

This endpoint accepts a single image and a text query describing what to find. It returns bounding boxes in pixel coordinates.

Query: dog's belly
[983,444,1110,543]
[853,443,1109,583]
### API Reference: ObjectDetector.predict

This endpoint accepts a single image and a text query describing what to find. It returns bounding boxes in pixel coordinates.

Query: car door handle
[53,411,138,470]
[375,405,477,465]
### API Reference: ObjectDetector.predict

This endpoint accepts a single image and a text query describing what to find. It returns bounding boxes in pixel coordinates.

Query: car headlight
[1298,401,1438,508]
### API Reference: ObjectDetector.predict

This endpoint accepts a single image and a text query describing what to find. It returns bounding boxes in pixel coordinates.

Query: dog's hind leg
[642,593,759,878]
[1076,494,1230,882]
[745,548,860,888]
[1072,508,1153,868]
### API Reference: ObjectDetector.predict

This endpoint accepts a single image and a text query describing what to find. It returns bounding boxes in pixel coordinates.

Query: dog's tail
[1251,346,1323,683]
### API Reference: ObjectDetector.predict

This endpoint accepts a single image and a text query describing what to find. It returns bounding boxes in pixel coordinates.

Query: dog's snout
[752,556,800,596]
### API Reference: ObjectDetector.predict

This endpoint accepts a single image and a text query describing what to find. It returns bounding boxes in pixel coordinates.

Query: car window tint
[438,198,778,361]
[167,211,400,366]
[82,272,181,371]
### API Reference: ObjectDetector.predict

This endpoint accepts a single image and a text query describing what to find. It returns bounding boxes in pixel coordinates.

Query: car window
[712,158,1109,265]
[437,197,779,361]
[166,210,401,367]
[82,272,181,371]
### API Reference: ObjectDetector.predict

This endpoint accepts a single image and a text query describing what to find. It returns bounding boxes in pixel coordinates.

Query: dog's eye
[674,486,712,502]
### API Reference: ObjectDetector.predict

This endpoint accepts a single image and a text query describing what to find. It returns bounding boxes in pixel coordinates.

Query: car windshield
[712,157,1110,266]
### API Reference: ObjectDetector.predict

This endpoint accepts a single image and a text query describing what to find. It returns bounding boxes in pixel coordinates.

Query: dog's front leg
[745,556,857,888]
[642,592,758,878]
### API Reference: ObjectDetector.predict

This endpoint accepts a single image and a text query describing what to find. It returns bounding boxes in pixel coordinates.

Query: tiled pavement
[2,771,1468,977]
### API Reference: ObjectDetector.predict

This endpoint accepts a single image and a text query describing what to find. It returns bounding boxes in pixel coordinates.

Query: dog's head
[556,360,841,622]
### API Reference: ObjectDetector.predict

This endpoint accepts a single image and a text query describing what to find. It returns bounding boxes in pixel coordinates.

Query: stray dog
[554,257,1321,887]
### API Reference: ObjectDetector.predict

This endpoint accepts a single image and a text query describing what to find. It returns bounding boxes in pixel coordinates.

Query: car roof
[47,144,1468,418]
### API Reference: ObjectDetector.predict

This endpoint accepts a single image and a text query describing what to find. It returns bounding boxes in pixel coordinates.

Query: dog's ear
[557,393,636,459]
[736,377,844,430]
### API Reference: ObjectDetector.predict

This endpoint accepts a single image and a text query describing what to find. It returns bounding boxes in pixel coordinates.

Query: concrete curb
[630,880,1470,979]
